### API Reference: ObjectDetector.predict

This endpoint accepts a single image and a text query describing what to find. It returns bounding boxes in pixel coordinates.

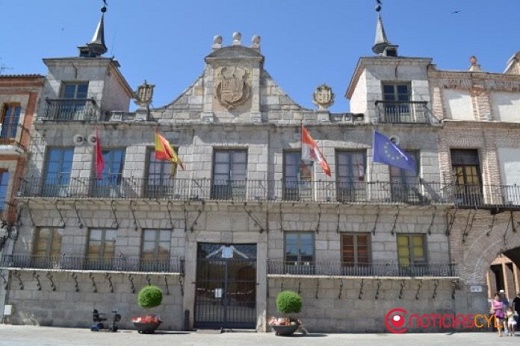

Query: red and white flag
[95,128,105,180]
[301,125,331,176]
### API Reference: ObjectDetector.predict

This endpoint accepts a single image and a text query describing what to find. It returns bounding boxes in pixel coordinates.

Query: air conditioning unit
[73,134,85,145]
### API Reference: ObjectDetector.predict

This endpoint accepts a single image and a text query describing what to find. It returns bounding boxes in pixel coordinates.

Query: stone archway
[450,210,520,285]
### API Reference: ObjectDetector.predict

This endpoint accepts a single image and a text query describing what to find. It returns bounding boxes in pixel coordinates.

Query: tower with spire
[38,2,133,121]
[372,2,398,57]
[78,4,108,58]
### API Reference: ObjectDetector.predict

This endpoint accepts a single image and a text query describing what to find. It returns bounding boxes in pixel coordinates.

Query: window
[397,234,427,266]
[341,233,371,275]
[32,228,62,269]
[451,149,482,206]
[43,147,74,197]
[60,82,89,120]
[146,148,176,198]
[93,149,125,197]
[0,171,9,211]
[336,151,366,202]
[212,149,247,200]
[141,229,171,271]
[283,151,313,201]
[284,232,314,274]
[382,83,411,123]
[1,104,21,139]
[389,150,422,203]
[341,233,370,265]
[86,229,117,270]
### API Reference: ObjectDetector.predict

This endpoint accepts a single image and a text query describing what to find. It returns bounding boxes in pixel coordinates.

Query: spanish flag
[154,132,185,172]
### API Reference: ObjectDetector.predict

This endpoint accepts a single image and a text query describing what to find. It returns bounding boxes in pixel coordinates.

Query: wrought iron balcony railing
[267,260,459,278]
[0,254,185,274]
[375,100,429,124]
[17,177,520,209]
[41,98,100,122]
[18,177,451,205]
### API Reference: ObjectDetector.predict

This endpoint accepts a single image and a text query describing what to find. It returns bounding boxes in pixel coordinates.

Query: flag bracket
[338,279,344,299]
[446,208,458,236]
[128,274,135,293]
[511,211,517,233]
[164,275,170,296]
[358,279,364,300]
[189,201,205,232]
[54,200,66,228]
[372,205,380,235]
[110,200,119,229]
[72,200,83,229]
[486,212,497,237]
[183,202,188,232]
[129,200,139,231]
[167,201,178,229]
[336,204,341,233]
[315,204,322,233]
[427,206,437,236]
[315,279,320,299]
[279,204,283,233]
[390,205,400,235]
[243,204,264,233]
[462,209,477,243]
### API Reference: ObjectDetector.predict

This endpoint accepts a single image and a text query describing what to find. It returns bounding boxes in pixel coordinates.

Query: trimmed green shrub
[137,285,163,309]
[276,290,302,315]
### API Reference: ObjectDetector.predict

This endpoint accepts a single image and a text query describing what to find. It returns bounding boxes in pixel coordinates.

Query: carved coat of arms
[312,84,335,110]
[215,66,251,110]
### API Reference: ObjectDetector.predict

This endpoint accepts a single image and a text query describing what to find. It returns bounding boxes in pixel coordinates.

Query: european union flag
[372,131,416,172]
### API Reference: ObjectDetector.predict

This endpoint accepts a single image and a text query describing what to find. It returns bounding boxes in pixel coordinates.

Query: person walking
[491,292,506,337]
[512,292,520,324]
[499,289,510,334]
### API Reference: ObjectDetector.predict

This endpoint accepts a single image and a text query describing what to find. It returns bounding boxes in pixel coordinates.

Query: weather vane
[102,0,107,12]
[375,0,382,12]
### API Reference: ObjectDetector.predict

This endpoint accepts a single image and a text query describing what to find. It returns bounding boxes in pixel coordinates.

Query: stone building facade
[1,7,520,333]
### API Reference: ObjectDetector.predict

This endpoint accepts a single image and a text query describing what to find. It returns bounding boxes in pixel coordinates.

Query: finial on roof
[251,35,261,51]
[375,0,382,12]
[232,32,242,46]
[371,0,398,56]
[212,35,223,50]
[468,56,481,72]
[78,2,108,57]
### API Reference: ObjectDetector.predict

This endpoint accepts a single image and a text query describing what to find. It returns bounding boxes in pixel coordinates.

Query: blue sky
[0,0,517,112]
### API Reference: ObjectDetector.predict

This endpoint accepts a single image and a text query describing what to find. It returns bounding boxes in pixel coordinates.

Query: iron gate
[194,243,257,329]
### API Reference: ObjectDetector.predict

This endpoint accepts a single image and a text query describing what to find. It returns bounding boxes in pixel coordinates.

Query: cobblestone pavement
[0,325,518,346]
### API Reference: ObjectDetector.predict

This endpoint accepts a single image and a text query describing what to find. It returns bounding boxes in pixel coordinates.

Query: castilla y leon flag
[154,131,185,171]
[95,128,105,180]
[301,125,331,176]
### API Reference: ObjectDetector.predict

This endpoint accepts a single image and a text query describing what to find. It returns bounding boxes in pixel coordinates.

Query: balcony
[41,98,100,122]
[0,254,185,274]
[18,177,520,209]
[375,100,429,124]
[267,260,459,278]
[18,177,451,205]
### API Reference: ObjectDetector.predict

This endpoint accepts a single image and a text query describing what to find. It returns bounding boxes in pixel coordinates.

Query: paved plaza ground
[0,324,519,346]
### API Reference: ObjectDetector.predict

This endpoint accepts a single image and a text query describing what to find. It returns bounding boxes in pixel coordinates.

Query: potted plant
[268,290,305,336]
[132,285,163,334]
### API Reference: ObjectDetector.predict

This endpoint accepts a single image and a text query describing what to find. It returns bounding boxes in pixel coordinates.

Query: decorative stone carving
[215,66,251,110]
[135,81,154,109]
[312,84,334,110]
